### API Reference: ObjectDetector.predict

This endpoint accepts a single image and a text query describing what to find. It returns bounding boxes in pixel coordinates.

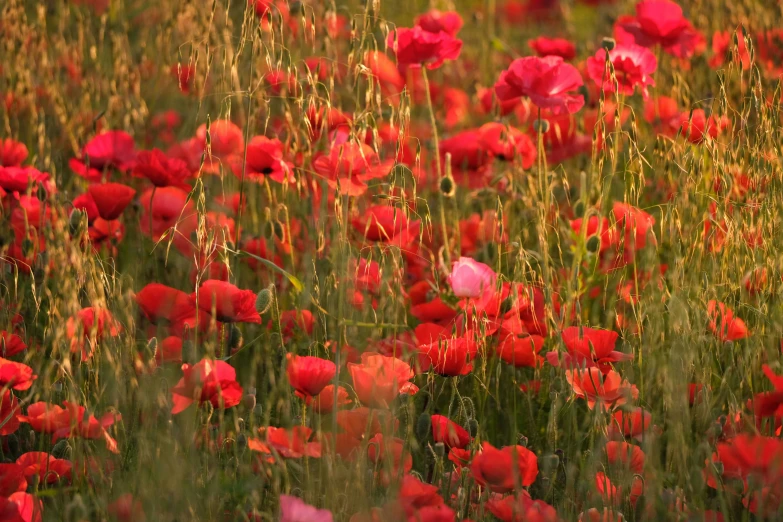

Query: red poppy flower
[16,452,72,485]
[0,492,42,522]
[0,358,35,391]
[286,354,336,398]
[614,0,706,59]
[305,385,351,414]
[431,414,471,449]
[496,334,545,368]
[387,26,462,70]
[252,426,321,459]
[418,334,478,376]
[275,310,315,340]
[565,367,638,410]
[196,119,244,160]
[552,326,633,372]
[709,29,750,70]
[367,433,412,483]
[414,10,464,37]
[18,401,121,453]
[714,434,783,485]
[470,441,539,493]
[586,44,657,98]
[612,202,655,251]
[0,464,27,497]
[348,353,416,408]
[86,182,136,221]
[408,281,457,324]
[751,365,783,419]
[495,56,585,114]
[396,474,444,516]
[609,407,652,439]
[193,280,261,324]
[570,216,617,253]
[0,166,50,195]
[108,493,146,522]
[152,336,184,366]
[605,441,645,473]
[312,142,395,196]
[643,96,681,136]
[679,109,729,144]
[0,139,28,167]
[352,205,419,242]
[132,149,192,188]
[756,30,783,78]
[0,331,26,358]
[0,390,20,436]
[706,300,749,342]
[528,36,576,60]
[487,492,559,522]
[477,122,537,167]
[240,136,294,184]
[170,358,243,414]
[364,52,405,95]
[135,283,198,326]
[65,307,123,361]
[69,130,136,181]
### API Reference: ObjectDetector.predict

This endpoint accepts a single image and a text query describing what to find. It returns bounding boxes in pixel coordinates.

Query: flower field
[1,0,783,520]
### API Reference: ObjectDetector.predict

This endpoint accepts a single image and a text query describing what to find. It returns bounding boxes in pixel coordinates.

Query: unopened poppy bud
[36,184,47,202]
[416,412,431,441]
[533,119,550,133]
[228,324,243,351]
[7,434,19,456]
[242,389,257,411]
[263,221,275,240]
[542,454,560,471]
[517,434,528,447]
[439,175,455,197]
[723,340,733,350]
[601,37,616,51]
[586,235,601,253]
[52,439,71,459]
[21,238,34,257]
[237,433,248,451]
[466,418,479,437]
[255,285,275,315]
[710,422,723,438]
[434,442,445,458]
[272,220,285,240]
[147,337,158,355]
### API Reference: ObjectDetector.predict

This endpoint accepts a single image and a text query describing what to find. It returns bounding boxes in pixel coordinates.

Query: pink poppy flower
[494,56,585,114]
[447,257,497,298]
[586,44,657,98]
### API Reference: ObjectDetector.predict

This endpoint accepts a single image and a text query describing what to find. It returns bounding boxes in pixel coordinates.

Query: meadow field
[1,0,783,520]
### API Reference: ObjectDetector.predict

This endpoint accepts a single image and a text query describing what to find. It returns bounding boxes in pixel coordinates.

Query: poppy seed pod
[439,175,455,197]
[533,118,550,133]
[69,209,84,233]
[255,285,274,315]
[434,441,445,458]
[242,388,257,411]
[601,37,616,51]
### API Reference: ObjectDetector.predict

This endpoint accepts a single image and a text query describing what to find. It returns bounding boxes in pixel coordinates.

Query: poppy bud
[228,324,243,351]
[263,220,275,240]
[439,175,455,197]
[601,37,616,51]
[52,439,72,459]
[147,337,158,355]
[242,388,257,411]
[466,418,479,437]
[273,220,285,241]
[541,454,560,471]
[237,433,248,451]
[533,119,550,133]
[586,235,601,253]
[37,184,47,202]
[416,412,431,441]
[517,434,528,447]
[434,441,445,458]
[6,434,19,456]
[255,285,274,315]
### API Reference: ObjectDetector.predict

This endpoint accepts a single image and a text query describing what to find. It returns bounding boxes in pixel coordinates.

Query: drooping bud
[255,285,275,315]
